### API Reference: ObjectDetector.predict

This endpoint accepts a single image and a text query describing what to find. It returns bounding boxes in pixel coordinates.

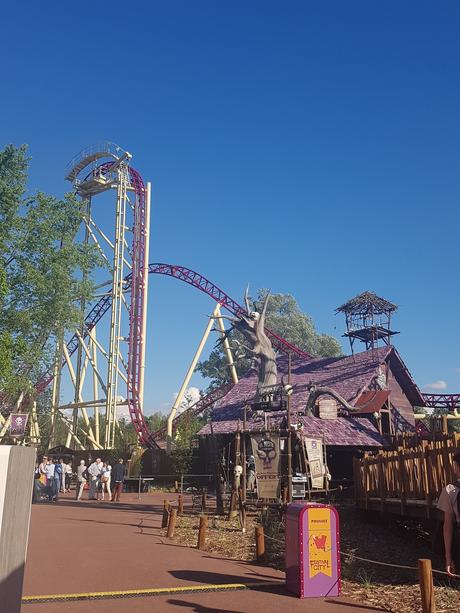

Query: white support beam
[166,303,220,451]
[214,305,239,385]
[62,343,98,447]
[138,181,151,413]
[74,330,108,395]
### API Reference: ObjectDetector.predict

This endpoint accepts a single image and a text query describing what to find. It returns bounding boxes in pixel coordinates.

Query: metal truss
[422,393,460,410]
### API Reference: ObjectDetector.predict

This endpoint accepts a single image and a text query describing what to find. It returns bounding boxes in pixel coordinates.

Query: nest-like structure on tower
[336,291,397,316]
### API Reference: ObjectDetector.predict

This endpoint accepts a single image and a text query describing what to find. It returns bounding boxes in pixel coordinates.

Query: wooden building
[198,346,425,485]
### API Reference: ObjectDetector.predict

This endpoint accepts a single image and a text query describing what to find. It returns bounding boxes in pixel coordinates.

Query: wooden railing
[353,433,460,517]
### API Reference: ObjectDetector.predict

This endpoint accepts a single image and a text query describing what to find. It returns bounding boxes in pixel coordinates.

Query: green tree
[196,289,342,390]
[0,144,100,401]
[172,414,204,475]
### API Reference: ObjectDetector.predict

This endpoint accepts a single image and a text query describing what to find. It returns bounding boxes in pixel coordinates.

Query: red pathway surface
[21,492,384,612]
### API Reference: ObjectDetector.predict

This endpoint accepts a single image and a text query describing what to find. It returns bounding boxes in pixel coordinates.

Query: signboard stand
[286,502,341,598]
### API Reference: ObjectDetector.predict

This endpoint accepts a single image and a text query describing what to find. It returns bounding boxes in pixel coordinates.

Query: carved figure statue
[220,289,277,396]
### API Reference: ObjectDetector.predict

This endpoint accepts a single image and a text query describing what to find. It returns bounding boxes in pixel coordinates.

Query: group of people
[36,456,73,502]
[75,457,126,502]
[35,456,126,503]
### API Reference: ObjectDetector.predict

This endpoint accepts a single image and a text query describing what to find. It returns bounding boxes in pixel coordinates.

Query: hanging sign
[251,433,281,501]
[305,438,324,489]
[286,502,340,598]
[9,414,29,437]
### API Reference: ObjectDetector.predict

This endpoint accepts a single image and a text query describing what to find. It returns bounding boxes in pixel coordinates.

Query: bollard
[197,515,208,550]
[418,559,435,613]
[167,509,177,538]
[178,494,184,515]
[161,499,170,529]
[255,525,266,562]
[201,491,207,511]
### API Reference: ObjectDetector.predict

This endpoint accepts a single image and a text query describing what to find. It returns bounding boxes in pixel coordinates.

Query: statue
[220,289,277,397]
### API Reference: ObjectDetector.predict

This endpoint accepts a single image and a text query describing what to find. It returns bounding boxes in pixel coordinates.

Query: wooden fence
[353,433,460,518]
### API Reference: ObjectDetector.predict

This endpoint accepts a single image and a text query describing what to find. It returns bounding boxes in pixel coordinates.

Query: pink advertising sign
[285,502,341,598]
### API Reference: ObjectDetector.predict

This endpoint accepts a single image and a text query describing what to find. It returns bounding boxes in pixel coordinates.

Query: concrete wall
[0,446,36,613]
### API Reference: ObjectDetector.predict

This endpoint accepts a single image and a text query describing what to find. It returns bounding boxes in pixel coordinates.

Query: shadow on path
[167,599,242,613]
[169,570,293,597]
[324,599,387,611]
[49,499,162,514]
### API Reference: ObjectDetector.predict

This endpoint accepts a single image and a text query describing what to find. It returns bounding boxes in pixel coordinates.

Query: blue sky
[1,2,459,411]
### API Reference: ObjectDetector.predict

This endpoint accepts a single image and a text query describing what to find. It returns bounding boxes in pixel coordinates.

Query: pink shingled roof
[199,414,385,447]
[198,346,394,446]
[213,346,390,419]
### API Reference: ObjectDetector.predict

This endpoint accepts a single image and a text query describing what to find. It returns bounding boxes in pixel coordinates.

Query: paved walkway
[21,492,384,612]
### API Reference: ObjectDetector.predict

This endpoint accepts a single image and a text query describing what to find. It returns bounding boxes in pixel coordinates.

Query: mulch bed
[165,498,460,613]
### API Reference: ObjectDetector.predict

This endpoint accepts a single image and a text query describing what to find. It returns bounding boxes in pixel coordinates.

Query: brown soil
[167,499,460,613]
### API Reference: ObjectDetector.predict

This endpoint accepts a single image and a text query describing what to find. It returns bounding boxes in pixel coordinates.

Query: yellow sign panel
[308,507,332,578]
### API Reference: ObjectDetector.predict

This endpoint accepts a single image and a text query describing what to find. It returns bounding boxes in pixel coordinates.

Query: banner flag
[305,438,325,489]
[251,433,281,501]
[10,414,29,437]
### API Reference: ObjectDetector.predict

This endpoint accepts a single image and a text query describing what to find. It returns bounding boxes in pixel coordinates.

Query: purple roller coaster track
[36,161,311,449]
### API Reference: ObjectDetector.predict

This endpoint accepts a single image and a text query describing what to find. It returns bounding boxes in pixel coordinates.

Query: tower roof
[336,291,397,316]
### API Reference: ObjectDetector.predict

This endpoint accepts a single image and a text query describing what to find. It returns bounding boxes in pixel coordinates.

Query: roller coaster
[19,142,310,451]
[2,143,459,450]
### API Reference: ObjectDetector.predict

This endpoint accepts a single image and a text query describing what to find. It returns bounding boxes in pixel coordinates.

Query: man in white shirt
[87,458,103,500]
[76,460,87,500]
[45,460,57,502]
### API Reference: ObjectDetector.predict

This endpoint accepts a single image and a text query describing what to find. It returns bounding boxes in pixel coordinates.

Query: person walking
[45,459,58,502]
[100,461,112,501]
[76,460,88,501]
[53,459,63,500]
[111,459,126,502]
[87,458,103,500]
[65,461,73,492]
[58,458,66,493]
[438,451,460,576]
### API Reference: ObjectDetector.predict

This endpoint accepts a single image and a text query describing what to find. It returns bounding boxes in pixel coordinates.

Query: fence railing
[353,433,460,515]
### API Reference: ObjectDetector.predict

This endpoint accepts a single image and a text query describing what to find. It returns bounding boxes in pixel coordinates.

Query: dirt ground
[168,498,460,613]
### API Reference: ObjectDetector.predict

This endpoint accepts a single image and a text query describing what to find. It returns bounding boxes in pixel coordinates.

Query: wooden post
[422,441,432,518]
[178,494,184,515]
[242,429,247,503]
[201,491,207,511]
[418,559,435,613]
[228,490,237,518]
[197,515,208,550]
[255,525,266,562]
[167,508,177,538]
[174,480,179,493]
[161,500,170,528]
[210,426,224,514]
[238,488,246,532]
[397,447,408,515]
[441,415,448,435]
[377,451,386,517]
